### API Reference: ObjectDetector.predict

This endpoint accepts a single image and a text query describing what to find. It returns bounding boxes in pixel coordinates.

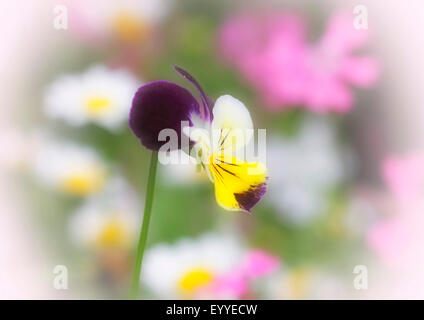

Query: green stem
[130,151,158,299]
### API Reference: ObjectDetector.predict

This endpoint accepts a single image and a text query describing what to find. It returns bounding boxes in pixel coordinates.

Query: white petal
[182,125,212,165]
[141,233,244,298]
[43,64,140,130]
[183,126,210,146]
[211,95,253,154]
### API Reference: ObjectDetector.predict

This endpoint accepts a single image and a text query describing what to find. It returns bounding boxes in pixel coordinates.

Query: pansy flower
[129,66,267,212]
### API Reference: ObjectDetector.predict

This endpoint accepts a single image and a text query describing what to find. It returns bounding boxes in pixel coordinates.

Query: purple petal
[173,66,214,121]
[129,80,200,151]
[234,182,267,213]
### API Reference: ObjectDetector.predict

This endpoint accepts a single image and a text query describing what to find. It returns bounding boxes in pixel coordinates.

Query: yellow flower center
[85,96,113,117]
[178,268,214,295]
[111,12,150,43]
[60,169,104,196]
[96,219,128,249]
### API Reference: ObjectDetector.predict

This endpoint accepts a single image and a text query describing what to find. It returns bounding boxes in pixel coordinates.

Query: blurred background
[1,0,424,299]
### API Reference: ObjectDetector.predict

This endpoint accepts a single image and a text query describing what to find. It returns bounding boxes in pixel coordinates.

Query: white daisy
[33,139,107,197]
[142,233,244,299]
[69,177,140,251]
[44,64,140,130]
[267,116,346,224]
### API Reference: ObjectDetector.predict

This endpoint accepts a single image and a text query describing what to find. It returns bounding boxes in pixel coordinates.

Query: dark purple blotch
[234,182,267,213]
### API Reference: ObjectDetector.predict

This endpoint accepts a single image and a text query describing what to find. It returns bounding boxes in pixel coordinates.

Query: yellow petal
[208,154,267,212]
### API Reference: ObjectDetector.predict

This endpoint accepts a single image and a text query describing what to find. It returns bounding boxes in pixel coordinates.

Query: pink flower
[367,152,424,268]
[381,152,424,208]
[210,273,248,299]
[207,249,281,299]
[241,249,280,279]
[218,11,379,112]
[367,216,410,267]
